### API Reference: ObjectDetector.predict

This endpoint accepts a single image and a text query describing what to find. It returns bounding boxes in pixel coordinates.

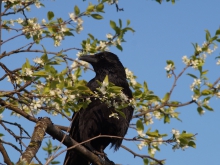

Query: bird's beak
[79,55,98,63]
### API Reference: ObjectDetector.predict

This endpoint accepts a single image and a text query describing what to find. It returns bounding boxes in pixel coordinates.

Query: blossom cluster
[182,42,218,69]
[125,68,137,86]
[22,18,42,38]
[69,13,83,34]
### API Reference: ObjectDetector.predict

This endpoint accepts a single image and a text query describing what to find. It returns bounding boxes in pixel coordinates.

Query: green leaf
[164,115,170,123]
[205,29,211,41]
[188,141,196,148]
[201,89,212,95]
[127,19,130,26]
[63,31,74,36]
[146,130,159,137]
[0,106,5,114]
[123,27,135,33]
[133,89,142,98]
[96,3,104,11]
[187,73,198,79]
[162,92,170,102]
[143,81,148,93]
[203,104,213,111]
[136,119,144,132]
[74,5,80,15]
[91,14,103,20]
[51,161,60,164]
[197,107,204,115]
[180,133,194,138]
[144,95,159,101]
[88,33,95,40]
[166,60,174,66]
[143,158,149,165]
[110,20,117,30]
[87,4,95,12]
[32,71,48,77]
[156,0,162,4]
[108,86,122,94]
[103,75,109,85]
[216,29,220,35]
[47,11,54,21]
[119,19,122,28]
[201,70,208,75]
[115,109,126,118]
[25,58,31,68]
[116,44,123,51]
[41,53,48,63]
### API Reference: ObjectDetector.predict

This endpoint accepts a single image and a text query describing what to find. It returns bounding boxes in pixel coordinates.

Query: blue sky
[1,0,220,164]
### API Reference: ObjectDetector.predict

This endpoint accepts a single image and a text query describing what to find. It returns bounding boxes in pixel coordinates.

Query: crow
[64,52,134,165]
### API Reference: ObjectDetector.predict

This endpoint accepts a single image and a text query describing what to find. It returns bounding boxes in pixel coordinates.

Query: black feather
[64,52,134,165]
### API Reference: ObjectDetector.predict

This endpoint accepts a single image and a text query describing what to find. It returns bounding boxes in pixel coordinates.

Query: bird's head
[79,52,126,77]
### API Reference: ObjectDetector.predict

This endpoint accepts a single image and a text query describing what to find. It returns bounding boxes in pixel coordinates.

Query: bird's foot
[93,150,107,157]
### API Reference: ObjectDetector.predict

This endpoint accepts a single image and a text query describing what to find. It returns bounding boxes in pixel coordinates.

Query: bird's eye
[100,55,104,59]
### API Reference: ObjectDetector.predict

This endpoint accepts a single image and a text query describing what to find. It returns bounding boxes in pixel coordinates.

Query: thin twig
[0,142,12,165]
[121,145,165,165]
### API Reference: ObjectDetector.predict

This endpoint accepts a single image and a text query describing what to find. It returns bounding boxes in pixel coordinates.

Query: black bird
[64,52,134,165]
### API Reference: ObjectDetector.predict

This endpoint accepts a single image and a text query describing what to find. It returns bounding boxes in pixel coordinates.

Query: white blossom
[80,61,89,68]
[196,45,202,52]
[72,75,78,82]
[76,52,83,57]
[25,68,33,76]
[164,64,173,71]
[85,43,91,51]
[172,129,180,137]
[33,57,43,64]
[77,18,83,25]
[35,1,41,8]
[42,19,46,24]
[109,113,119,119]
[157,137,163,145]
[99,41,106,49]
[153,111,161,119]
[9,19,14,26]
[150,148,157,155]
[200,110,205,114]
[0,114,3,120]
[76,25,83,33]
[216,92,220,98]
[106,33,113,39]
[116,38,121,45]
[137,130,145,137]
[71,61,79,70]
[216,59,220,65]
[206,48,213,54]
[30,99,41,109]
[191,60,199,69]
[119,92,128,101]
[70,95,76,99]
[54,40,61,47]
[194,79,201,85]
[182,55,190,65]
[138,141,146,150]
[69,13,77,22]
[17,18,23,24]
[192,95,199,101]
[167,73,172,78]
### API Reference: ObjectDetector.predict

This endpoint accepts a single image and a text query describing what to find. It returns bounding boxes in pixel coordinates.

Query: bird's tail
[64,149,89,165]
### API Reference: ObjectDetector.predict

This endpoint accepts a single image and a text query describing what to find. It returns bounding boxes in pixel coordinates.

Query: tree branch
[16,117,48,164]
[121,145,165,165]
[0,142,12,165]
